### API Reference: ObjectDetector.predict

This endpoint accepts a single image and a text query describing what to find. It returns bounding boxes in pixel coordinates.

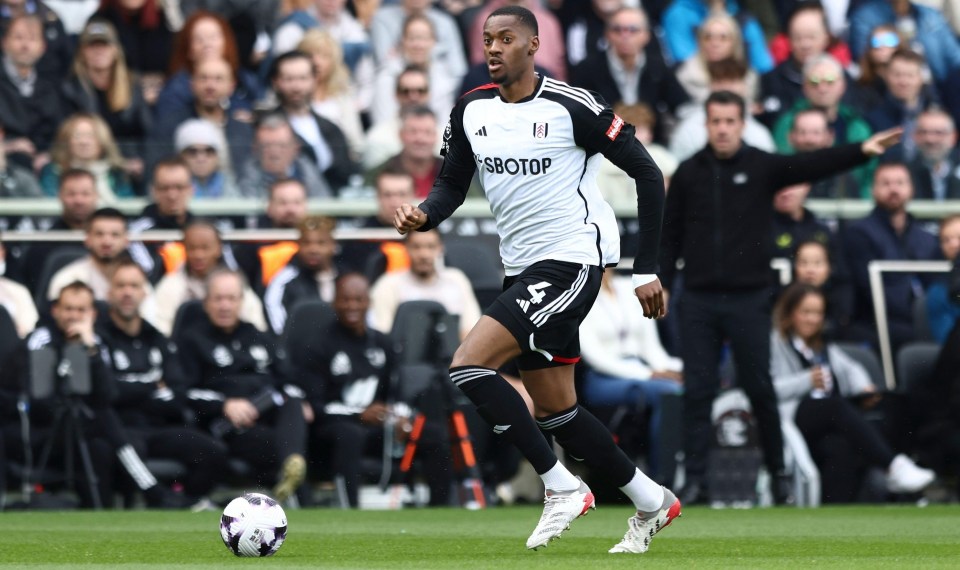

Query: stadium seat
[33,246,87,312]
[389,301,460,366]
[912,295,933,342]
[835,343,885,390]
[282,300,336,366]
[895,342,941,394]
[170,300,206,343]
[443,240,503,310]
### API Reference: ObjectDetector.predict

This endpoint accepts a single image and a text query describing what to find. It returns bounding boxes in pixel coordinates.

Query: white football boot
[609,486,682,554]
[526,478,596,550]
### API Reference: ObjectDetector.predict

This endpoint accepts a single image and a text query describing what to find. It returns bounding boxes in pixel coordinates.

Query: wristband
[632,274,657,288]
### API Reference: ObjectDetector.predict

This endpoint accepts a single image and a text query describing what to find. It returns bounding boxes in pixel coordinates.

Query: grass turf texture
[0,505,958,568]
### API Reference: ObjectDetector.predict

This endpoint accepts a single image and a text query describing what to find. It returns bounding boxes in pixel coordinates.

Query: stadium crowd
[1,0,960,509]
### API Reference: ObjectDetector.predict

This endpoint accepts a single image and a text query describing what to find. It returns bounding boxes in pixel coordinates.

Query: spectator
[3,281,191,508]
[46,208,158,320]
[771,282,935,503]
[597,102,678,207]
[369,228,481,340]
[39,113,135,202]
[92,0,175,105]
[767,1,853,68]
[129,158,197,280]
[850,0,960,84]
[99,258,229,508]
[571,7,690,143]
[760,3,856,127]
[0,0,72,81]
[339,166,413,276]
[0,14,63,172]
[297,29,364,158]
[661,90,899,505]
[257,178,309,230]
[295,272,453,507]
[854,24,900,107]
[153,220,266,336]
[925,215,960,343]
[155,10,257,119]
[558,0,622,70]
[0,120,41,197]
[61,19,152,179]
[662,0,774,73]
[866,49,939,160]
[466,0,566,80]
[148,57,255,179]
[174,118,239,199]
[270,50,357,192]
[772,182,836,259]
[368,105,442,199]
[370,0,467,80]
[669,59,776,162]
[363,65,444,171]
[843,161,941,351]
[674,12,759,106]
[264,215,338,335]
[909,107,960,201]
[237,114,330,198]
[786,108,863,198]
[178,269,307,503]
[773,54,875,196]
[0,237,37,337]
[16,169,99,293]
[371,14,462,128]
[792,240,855,340]
[579,269,683,481]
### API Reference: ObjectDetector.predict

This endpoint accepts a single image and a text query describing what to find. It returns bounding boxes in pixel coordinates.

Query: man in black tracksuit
[99,259,229,504]
[178,268,307,502]
[662,91,900,505]
[294,273,452,508]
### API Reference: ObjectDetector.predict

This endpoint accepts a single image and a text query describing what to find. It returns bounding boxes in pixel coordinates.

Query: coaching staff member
[662,90,900,505]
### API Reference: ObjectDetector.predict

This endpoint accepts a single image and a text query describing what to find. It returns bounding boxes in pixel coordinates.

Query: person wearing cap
[61,18,152,178]
[174,118,239,199]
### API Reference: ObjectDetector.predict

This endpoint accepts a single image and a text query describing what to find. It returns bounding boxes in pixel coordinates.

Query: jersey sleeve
[571,103,665,275]
[417,99,477,231]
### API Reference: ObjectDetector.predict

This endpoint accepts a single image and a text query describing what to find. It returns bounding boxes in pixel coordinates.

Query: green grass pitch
[1,505,959,569]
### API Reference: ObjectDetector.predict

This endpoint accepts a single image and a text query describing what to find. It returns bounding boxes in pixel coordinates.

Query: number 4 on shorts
[516,282,550,314]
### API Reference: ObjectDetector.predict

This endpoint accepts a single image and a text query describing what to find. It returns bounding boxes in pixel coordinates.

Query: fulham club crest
[533,122,548,139]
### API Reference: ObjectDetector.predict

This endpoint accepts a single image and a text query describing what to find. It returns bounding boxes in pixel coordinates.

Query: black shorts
[486,260,603,371]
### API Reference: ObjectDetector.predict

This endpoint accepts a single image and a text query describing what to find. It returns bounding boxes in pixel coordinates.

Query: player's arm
[575,105,667,318]
[395,102,477,234]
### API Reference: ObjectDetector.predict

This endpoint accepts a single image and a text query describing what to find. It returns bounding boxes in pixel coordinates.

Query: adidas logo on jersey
[475,126,488,136]
[493,424,511,434]
[517,298,530,313]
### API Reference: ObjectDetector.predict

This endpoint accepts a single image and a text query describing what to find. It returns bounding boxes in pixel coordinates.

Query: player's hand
[861,127,902,156]
[634,277,667,319]
[394,203,427,235]
[360,402,389,426]
[224,398,259,428]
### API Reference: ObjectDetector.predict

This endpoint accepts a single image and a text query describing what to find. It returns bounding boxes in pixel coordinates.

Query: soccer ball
[220,493,287,557]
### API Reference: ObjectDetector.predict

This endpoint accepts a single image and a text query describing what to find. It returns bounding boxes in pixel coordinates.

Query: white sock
[620,468,664,512]
[539,461,580,492]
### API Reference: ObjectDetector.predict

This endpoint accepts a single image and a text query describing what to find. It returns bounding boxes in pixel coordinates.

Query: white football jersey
[420,75,664,276]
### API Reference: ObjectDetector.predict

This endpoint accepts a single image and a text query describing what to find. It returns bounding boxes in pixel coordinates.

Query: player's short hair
[707,58,748,82]
[488,5,538,36]
[792,107,830,131]
[613,102,655,130]
[268,177,307,200]
[86,207,127,230]
[59,168,97,192]
[56,280,95,305]
[270,50,316,80]
[298,215,336,237]
[705,90,746,120]
[183,218,222,244]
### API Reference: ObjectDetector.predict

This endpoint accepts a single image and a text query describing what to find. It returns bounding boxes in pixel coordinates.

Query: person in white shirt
[0,238,37,337]
[580,269,682,480]
[369,228,481,340]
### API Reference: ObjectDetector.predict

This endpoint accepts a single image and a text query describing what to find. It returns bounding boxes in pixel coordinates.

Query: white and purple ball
[220,493,287,557]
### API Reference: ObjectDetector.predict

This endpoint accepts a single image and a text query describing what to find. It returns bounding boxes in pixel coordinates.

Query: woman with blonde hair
[39,113,134,202]
[675,12,758,105]
[297,29,365,157]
